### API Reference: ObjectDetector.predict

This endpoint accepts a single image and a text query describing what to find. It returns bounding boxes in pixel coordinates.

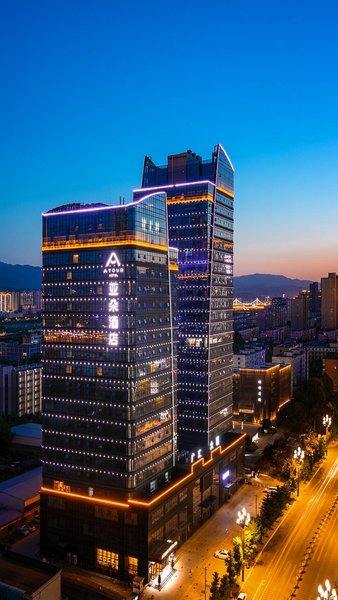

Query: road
[244,443,338,600]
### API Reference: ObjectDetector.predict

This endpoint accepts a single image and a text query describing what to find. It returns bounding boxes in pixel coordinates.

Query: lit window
[66,365,72,374]
[128,556,138,575]
[66,272,72,280]
[96,548,118,571]
[73,254,79,264]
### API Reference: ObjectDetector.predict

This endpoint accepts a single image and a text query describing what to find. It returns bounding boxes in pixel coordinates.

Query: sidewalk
[143,472,282,599]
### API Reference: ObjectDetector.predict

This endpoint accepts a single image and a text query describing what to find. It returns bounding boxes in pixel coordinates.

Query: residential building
[291,290,311,330]
[321,273,338,330]
[233,347,266,369]
[0,364,42,416]
[309,281,321,317]
[0,292,12,313]
[272,346,306,390]
[135,145,234,450]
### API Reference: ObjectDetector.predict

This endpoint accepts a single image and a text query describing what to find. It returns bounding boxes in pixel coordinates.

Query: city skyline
[1,0,338,280]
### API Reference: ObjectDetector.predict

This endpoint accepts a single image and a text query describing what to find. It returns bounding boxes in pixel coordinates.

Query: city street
[243,442,338,600]
[144,443,338,600]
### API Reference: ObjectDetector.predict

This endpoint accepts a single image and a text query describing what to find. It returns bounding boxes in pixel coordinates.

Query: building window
[73,254,79,264]
[97,367,103,377]
[66,271,72,280]
[96,548,118,571]
[128,556,138,575]
[66,365,72,374]
[53,480,70,493]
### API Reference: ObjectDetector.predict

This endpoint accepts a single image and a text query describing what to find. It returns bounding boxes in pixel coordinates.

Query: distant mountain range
[234,273,313,299]
[0,262,41,290]
[0,261,314,298]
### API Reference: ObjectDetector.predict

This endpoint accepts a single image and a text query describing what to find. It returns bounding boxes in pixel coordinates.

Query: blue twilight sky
[1,0,338,280]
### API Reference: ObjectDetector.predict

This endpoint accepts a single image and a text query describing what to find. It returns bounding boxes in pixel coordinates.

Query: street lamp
[323,415,332,456]
[317,578,337,600]
[236,507,250,582]
[293,446,304,497]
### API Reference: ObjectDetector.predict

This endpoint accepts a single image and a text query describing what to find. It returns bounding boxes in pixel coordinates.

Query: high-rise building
[134,145,234,450]
[291,290,310,330]
[41,194,177,498]
[309,281,320,317]
[265,297,289,330]
[0,292,12,312]
[40,187,245,584]
[321,273,338,329]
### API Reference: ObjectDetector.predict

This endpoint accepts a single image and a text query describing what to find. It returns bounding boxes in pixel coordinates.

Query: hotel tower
[134,144,234,450]
[40,147,244,585]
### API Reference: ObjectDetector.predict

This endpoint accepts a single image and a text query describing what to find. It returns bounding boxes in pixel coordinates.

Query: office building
[134,145,234,450]
[233,363,291,422]
[321,273,338,329]
[40,190,245,584]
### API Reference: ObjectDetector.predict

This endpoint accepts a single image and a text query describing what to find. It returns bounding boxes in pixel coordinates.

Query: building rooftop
[11,423,42,441]
[0,467,42,500]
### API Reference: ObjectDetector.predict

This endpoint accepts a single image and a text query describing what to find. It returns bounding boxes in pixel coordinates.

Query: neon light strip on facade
[40,435,246,509]
[42,240,168,252]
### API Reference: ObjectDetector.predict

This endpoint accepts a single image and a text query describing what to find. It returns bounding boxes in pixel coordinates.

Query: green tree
[219,573,230,599]
[244,519,261,563]
[232,536,243,576]
[210,572,221,600]
[225,551,236,586]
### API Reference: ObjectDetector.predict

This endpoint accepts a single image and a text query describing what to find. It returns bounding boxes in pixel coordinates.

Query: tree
[225,551,236,586]
[210,572,221,600]
[219,573,231,599]
[232,536,243,576]
[244,519,261,562]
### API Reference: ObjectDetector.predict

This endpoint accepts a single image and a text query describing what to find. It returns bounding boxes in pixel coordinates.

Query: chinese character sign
[104,252,123,348]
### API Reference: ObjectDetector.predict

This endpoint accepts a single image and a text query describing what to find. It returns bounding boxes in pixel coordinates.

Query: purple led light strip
[42,192,167,217]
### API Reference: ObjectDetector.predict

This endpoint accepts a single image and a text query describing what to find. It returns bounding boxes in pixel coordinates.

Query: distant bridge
[233,297,271,311]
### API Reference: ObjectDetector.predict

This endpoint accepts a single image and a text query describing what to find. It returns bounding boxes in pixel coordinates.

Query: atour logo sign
[104,252,124,347]
[103,252,124,275]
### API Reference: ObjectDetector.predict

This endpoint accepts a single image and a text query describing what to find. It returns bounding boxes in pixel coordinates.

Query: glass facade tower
[134,145,234,450]
[41,193,177,503]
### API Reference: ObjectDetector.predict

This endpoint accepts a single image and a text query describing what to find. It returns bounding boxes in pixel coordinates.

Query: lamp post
[236,507,250,582]
[317,578,337,599]
[323,415,332,456]
[293,446,304,497]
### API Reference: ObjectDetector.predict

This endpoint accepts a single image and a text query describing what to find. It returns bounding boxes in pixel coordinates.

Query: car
[237,593,248,600]
[214,549,229,559]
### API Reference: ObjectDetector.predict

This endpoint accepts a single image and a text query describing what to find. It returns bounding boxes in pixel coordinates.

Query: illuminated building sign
[222,470,230,481]
[104,252,124,347]
[190,436,221,463]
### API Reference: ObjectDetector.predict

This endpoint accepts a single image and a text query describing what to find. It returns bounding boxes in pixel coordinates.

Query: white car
[238,593,248,600]
[214,549,229,559]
